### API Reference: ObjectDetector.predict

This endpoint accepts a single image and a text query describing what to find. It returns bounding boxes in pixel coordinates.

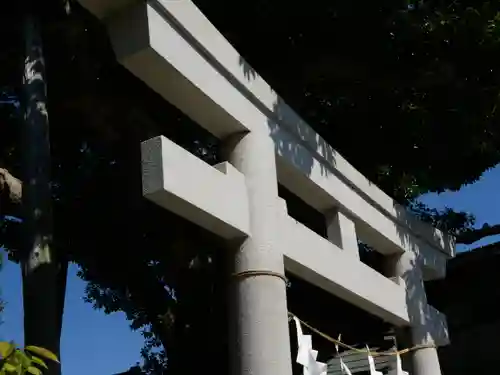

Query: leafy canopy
[3,0,500,374]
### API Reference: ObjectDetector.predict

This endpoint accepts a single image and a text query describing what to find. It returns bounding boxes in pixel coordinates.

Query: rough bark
[0,168,22,216]
[20,5,67,375]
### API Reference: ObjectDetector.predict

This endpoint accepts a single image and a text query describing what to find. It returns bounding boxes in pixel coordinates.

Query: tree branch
[471,240,500,252]
[0,168,23,213]
[458,240,500,260]
[456,223,500,245]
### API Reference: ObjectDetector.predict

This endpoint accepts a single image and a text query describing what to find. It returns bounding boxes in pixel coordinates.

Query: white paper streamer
[334,339,353,375]
[293,317,327,375]
[387,352,409,375]
[366,345,383,375]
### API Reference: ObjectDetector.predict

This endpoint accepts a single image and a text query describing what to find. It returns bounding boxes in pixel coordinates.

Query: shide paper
[367,345,383,375]
[334,340,353,375]
[293,317,327,375]
[387,353,409,375]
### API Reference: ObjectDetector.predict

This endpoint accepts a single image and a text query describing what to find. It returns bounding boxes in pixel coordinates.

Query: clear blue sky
[0,262,144,374]
[1,164,499,374]
[419,165,500,252]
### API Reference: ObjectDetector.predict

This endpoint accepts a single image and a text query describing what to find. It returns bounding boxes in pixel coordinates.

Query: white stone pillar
[223,131,293,375]
[325,208,360,259]
[386,252,443,375]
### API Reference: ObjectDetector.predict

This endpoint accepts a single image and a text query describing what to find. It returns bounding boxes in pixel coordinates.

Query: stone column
[385,252,442,375]
[223,131,293,375]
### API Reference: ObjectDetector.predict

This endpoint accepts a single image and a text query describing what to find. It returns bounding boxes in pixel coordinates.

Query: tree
[195,0,500,199]
[1,3,66,374]
[65,0,500,371]
[20,5,67,374]
[3,0,500,374]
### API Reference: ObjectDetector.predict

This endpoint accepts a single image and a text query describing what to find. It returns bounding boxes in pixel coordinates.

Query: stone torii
[141,134,449,375]
[75,2,454,375]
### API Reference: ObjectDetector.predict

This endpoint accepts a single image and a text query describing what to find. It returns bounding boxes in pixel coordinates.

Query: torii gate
[77,1,455,375]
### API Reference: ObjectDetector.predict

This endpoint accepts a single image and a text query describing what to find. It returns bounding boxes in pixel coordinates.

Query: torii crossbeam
[77,1,455,375]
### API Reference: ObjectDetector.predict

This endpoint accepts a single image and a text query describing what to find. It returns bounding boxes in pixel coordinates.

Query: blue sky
[1,164,499,374]
[419,165,500,252]
[0,263,144,375]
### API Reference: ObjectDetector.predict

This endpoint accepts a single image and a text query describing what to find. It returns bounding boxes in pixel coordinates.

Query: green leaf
[15,350,31,368]
[26,367,41,375]
[24,347,58,363]
[1,363,16,373]
[29,357,47,370]
[0,343,14,358]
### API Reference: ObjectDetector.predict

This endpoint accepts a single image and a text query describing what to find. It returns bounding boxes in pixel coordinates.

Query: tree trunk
[21,4,67,375]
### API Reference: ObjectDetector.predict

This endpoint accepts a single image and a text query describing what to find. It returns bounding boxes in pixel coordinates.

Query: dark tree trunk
[20,3,67,374]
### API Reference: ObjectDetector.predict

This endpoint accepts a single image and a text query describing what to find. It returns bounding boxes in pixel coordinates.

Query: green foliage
[408,201,476,234]
[0,342,58,375]
[194,0,500,201]
[3,0,500,374]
